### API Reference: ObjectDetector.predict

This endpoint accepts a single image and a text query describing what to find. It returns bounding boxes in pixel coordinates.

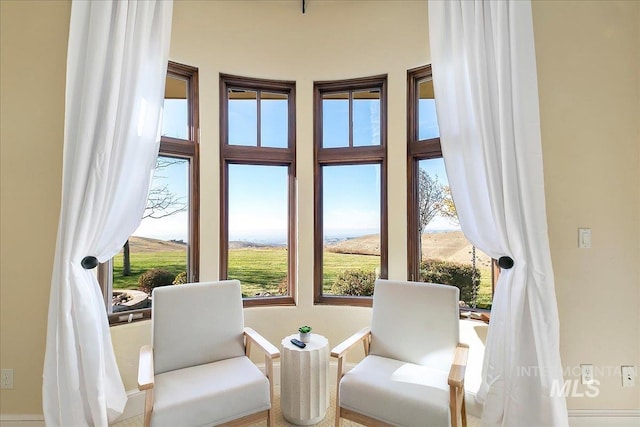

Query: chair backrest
[369,279,460,371]
[152,280,246,375]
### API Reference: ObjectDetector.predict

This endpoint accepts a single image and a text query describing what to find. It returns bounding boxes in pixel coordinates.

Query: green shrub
[138,268,175,294]
[172,271,188,285]
[419,259,479,305]
[331,269,376,296]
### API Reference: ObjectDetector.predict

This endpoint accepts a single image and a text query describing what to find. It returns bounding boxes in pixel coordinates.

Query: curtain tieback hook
[498,256,514,269]
[81,256,99,269]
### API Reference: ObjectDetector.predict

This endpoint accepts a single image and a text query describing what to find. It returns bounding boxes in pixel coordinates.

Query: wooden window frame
[219,74,296,307]
[313,75,388,306]
[100,61,200,326]
[407,65,441,282]
[407,65,495,314]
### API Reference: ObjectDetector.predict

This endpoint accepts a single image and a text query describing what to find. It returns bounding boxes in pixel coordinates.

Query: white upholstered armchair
[331,279,468,427]
[137,280,280,427]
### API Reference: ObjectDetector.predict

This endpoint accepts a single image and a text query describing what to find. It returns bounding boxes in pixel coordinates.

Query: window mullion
[257,90,262,147]
[348,90,354,148]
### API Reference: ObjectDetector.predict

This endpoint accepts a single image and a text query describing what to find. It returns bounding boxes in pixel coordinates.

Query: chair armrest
[448,343,469,388]
[138,345,154,391]
[331,327,371,359]
[244,327,280,359]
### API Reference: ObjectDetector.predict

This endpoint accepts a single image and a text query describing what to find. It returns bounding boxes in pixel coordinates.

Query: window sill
[243,295,296,308]
[313,295,373,307]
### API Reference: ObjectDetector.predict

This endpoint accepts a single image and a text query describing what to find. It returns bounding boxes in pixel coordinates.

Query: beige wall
[532,0,640,409]
[1,0,638,416]
[0,0,69,415]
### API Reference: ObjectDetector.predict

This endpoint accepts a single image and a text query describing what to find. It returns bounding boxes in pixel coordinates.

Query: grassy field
[322,250,380,293]
[114,245,491,307]
[228,248,287,296]
[228,248,380,296]
[112,251,187,290]
[474,267,492,308]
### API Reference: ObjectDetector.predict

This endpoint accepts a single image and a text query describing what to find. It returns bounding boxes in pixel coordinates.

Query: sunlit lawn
[476,267,493,308]
[230,248,380,296]
[113,247,492,308]
[228,248,288,296]
[112,251,186,290]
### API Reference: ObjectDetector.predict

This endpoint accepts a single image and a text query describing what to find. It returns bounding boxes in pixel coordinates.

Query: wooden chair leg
[450,385,467,427]
[143,389,153,427]
[335,357,343,427]
[461,391,467,427]
[266,355,274,427]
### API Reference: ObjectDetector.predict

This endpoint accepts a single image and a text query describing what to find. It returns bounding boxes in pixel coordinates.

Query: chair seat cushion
[340,355,451,427]
[151,356,270,427]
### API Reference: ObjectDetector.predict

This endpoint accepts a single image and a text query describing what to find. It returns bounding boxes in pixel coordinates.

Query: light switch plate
[579,228,591,248]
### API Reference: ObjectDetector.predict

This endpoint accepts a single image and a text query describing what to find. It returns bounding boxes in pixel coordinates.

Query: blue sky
[132,97,458,243]
[132,100,189,241]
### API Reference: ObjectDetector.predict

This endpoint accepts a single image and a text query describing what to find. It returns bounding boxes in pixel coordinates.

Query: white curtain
[428,1,568,426]
[43,1,172,425]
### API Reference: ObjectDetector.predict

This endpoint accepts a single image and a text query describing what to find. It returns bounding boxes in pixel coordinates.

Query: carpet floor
[112,386,480,427]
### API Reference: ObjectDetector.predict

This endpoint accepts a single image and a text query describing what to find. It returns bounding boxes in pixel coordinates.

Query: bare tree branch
[417,169,445,236]
[142,158,187,219]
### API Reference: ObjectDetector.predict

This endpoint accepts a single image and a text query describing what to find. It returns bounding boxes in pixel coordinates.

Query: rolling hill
[121,236,187,253]
[326,231,492,267]
[125,232,491,268]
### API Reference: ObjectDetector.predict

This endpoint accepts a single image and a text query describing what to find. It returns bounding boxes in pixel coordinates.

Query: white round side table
[280,333,330,425]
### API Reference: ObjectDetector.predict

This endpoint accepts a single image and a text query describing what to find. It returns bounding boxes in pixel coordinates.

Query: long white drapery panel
[43,1,173,425]
[428,1,568,426]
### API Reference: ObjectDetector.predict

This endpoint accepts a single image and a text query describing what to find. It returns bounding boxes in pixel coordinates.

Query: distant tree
[417,169,446,237]
[417,169,462,263]
[122,158,187,276]
[419,171,482,307]
[440,185,458,223]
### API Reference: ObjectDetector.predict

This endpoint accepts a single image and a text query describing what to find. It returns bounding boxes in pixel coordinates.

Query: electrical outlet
[580,364,594,385]
[622,366,635,387]
[1,369,13,389]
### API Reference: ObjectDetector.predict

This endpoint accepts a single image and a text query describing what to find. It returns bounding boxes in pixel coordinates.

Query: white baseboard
[0,414,44,427]
[568,409,640,427]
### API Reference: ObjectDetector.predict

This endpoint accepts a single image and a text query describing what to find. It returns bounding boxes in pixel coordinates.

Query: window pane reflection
[228,89,258,146]
[417,79,440,140]
[322,93,349,148]
[228,164,289,297]
[162,76,188,139]
[261,92,288,148]
[322,164,381,296]
[353,90,380,147]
